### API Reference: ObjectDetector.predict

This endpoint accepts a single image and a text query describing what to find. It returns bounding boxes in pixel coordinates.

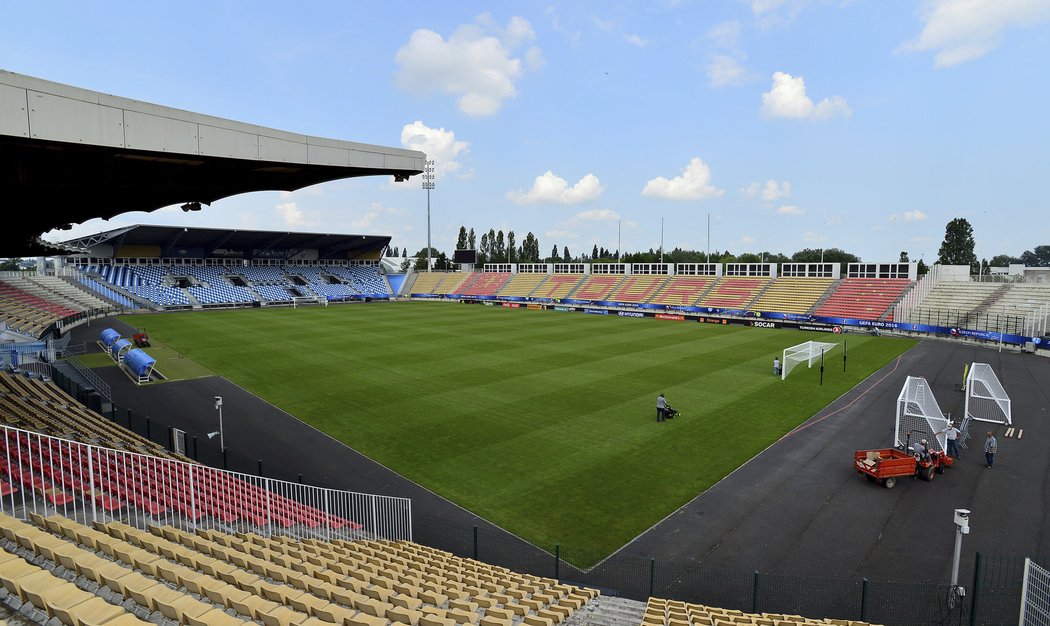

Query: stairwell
[972,283,1011,316]
[806,279,841,315]
[563,596,646,626]
[744,278,776,312]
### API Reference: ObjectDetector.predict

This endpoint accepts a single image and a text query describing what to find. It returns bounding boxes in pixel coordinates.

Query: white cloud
[889,209,928,222]
[642,157,725,200]
[707,55,749,88]
[901,0,1050,67]
[546,229,579,240]
[751,0,816,28]
[576,208,619,221]
[760,71,851,120]
[394,14,539,116]
[746,179,792,201]
[351,202,407,231]
[776,205,804,216]
[741,235,757,245]
[592,16,615,31]
[507,171,604,205]
[276,202,320,228]
[400,121,470,181]
[707,21,743,49]
[705,21,751,88]
[624,34,649,47]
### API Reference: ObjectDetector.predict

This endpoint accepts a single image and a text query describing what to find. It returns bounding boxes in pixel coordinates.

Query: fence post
[969,552,981,626]
[145,416,151,440]
[554,544,560,580]
[473,526,478,561]
[860,578,868,621]
[752,571,759,614]
[649,559,655,599]
[257,459,263,477]
[222,448,228,470]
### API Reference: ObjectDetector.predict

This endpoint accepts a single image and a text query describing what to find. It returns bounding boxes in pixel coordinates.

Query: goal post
[895,375,950,452]
[962,362,1011,439]
[782,341,839,380]
[292,296,327,308]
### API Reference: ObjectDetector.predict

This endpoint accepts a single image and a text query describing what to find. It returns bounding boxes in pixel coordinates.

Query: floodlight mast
[423,160,435,273]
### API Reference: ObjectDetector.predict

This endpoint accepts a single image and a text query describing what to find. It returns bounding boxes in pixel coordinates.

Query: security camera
[954,509,970,533]
[214,396,222,408]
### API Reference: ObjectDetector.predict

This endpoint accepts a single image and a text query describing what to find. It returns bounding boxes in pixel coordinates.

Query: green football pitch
[126,302,916,564]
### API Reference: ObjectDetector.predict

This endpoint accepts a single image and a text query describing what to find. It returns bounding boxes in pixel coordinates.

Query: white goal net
[895,375,950,452]
[782,341,839,380]
[964,362,1011,426]
[292,296,328,308]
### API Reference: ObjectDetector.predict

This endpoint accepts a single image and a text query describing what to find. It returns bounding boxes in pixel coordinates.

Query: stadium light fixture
[423,160,435,272]
[212,395,225,451]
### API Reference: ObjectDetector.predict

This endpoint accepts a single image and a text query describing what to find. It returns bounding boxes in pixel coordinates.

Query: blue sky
[4,0,1048,263]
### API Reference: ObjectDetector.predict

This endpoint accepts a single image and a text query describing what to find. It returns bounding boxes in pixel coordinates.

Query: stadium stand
[605,275,668,305]
[750,278,835,315]
[431,273,472,296]
[497,273,549,298]
[528,275,585,300]
[0,369,179,460]
[0,371,360,530]
[0,280,79,337]
[76,262,391,309]
[569,275,625,301]
[815,278,911,321]
[649,276,716,307]
[699,277,770,310]
[408,273,447,294]
[0,511,598,626]
[460,272,512,297]
[641,597,874,626]
[901,281,1050,333]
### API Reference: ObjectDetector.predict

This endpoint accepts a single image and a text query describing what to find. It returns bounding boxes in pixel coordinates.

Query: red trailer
[854,446,953,488]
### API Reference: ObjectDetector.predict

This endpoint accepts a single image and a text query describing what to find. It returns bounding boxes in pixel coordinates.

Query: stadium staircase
[972,284,1011,317]
[806,278,841,314]
[562,595,644,626]
[742,280,776,313]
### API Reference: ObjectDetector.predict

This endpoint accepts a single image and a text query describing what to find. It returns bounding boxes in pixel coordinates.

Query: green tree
[412,247,443,271]
[899,251,909,262]
[917,259,929,275]
[0,258,21,272]
[936,218,978,273]
[468,228,476,250]
[507,231,515,262]
[1020,245,1050,267]
[456,226,468,250]
[563,246,571,262]
[791,247,859,264]
[989,254,1022,267]
[551,244,559,261]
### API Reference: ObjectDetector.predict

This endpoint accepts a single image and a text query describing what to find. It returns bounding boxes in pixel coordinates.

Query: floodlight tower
[423,159,435,272]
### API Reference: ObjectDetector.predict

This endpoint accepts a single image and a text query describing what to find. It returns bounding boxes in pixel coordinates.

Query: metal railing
[63,354,112,403]
[0,425,411,543]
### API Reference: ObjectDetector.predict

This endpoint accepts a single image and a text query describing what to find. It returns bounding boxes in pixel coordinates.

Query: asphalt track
[71,318,1050,585]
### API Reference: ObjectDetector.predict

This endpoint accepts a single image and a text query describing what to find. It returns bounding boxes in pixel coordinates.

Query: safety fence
[416,512,1042,626]
[1021,559,1050,626]
[0,425,412,544]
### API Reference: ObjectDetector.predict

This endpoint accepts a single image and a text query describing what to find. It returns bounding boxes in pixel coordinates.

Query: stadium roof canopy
[0,69,425,255]
[61,224,391,261]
